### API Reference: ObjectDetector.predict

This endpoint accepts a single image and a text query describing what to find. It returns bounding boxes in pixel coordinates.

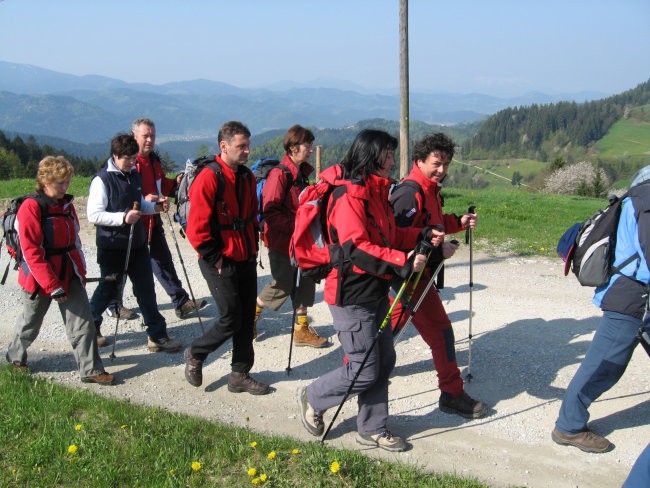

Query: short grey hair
[131,118,155,133]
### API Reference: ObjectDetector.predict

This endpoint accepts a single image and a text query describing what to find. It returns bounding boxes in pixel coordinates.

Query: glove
[50,287,66,300]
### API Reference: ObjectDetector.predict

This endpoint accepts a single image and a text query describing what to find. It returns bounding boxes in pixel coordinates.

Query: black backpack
[557,193,638,287]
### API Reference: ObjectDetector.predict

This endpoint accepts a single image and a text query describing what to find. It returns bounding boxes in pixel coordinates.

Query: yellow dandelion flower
[540,247,545,251]
[292,448,300,455]
[74,424,83,431]
[191,461,201,471]
[120,425,128,429]
[250,441,257,448]
[330,461,340,473]
[252,478,260,485]
[168,469,175,475]
[11,468,17,474]
[67,445,78,454]
[267,451,276,459]
[247,467,257,476]
[260,473,268,481]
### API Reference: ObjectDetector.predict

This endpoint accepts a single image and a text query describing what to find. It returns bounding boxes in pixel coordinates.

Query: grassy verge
[0,368,487,488]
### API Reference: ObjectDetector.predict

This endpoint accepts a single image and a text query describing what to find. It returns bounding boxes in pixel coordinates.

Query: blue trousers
[556,310,647,434]
[109,217,189,310]
[90,245,168,341]
[623,442,650,488]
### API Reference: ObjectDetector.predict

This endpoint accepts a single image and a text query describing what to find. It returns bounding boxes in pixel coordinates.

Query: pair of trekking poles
[320,205,477,443]
[107,202,205,360]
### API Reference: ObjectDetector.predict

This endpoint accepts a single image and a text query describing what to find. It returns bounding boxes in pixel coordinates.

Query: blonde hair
[36,156,74,191]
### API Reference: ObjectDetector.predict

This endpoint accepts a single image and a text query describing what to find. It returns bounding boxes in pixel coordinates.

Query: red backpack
[289,180,343,282]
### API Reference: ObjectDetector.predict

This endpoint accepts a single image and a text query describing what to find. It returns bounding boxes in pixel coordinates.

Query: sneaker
[439,392,488,419]
[147,337,183,353]
[293,323,328,348]
[227,372,270,395]
[551,428,612,453]
[297,386,324,436]
[106,305,138,320]
[175,299,208,319]
[81,371,115,385]
[356,430,408,452]
[184,349,203,387]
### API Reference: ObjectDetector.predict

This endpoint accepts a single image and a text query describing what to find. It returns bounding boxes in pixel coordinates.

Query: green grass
[441,188,606,256]
[594,117,650,158]
[0,368,487,488]
[0,176,93,200]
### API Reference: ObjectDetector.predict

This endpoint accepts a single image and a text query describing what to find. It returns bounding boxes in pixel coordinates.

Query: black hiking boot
[439,392,488,419]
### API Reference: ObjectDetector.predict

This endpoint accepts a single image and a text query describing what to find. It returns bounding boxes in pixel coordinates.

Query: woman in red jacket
[5,156,114,385]
[298,130,440,452]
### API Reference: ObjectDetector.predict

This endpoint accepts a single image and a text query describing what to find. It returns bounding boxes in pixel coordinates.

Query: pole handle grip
[133,201,140,210]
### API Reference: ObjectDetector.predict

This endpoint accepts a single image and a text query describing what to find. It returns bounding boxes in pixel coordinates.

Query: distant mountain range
[0,61,609,145]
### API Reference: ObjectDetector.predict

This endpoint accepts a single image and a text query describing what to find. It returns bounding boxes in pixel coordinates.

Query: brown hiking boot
[227,372,270,395]
[106,305,138,320]
[184,349,203,387]
[439,392,488,419]
[147,337,183,353]
[293,323,328,348]
[175,299,208,319]
[81,371,115,385]
[551,428,613,453]
[96,333,110,348]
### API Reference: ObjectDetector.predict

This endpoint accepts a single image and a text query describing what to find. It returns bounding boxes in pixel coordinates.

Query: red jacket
[186,156,258,265]
[17,194,86,295]
[321,166,421,306]
[392,163,465,234]
[261,154,313,254]
[135,152,178,233]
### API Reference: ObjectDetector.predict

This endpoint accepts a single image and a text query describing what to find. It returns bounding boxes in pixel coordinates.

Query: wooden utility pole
[315,144,322,178]
[399,0,409,179]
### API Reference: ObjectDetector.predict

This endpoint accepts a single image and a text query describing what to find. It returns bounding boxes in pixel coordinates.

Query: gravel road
[1,203,648,488]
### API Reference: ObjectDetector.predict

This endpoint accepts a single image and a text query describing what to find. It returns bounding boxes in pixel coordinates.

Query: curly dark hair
[412,133,455,162]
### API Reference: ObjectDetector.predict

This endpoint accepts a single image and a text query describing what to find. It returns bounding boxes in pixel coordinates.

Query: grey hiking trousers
[7,277,105,377]
[306,298,396,435]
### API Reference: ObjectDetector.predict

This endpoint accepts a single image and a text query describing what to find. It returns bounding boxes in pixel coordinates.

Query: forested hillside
[463,79,650,166]
[0,131,101,179]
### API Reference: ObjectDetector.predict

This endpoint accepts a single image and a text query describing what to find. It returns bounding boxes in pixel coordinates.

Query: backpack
[557,192,638,287]
[250,158,293,227]
[289,180,343,282]
[174,155,225,237]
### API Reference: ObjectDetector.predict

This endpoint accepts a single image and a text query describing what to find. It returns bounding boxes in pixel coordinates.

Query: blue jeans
[622,442,650,488]
[555,310,647,434]
[90,245,167,341]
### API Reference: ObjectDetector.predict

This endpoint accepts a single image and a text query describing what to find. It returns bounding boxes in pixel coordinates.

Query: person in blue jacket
[552,166,650,453]
[623,442,650,488]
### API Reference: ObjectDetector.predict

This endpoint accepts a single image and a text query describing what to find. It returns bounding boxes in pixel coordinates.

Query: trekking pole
[321,253,427,443]
[286,269,299,375]
[109,202,139,361]
[393,239,459,345]
[162,209,205,333]
[465,205,476,382]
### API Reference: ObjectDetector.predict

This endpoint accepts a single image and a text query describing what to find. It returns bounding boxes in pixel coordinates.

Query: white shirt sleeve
[87,176,126,227]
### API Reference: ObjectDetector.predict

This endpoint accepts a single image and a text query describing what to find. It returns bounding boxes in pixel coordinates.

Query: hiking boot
[184,349,203,387]
[227,372,270,395]
[175,299,208,319]
[297,386,324,436]
[439,392,488,419]
[551,428,613,453]
[7,360,29,372]
[81,371,115,385]
[96,333,110,348]
[106,305,138,320]
[293,323,328,348]
[356,430,409,452]
[147,337,183,353]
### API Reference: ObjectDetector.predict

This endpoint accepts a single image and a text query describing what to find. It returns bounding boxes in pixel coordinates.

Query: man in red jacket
[105,118,206,322]
[183,121,269,395]
[390,133,488,419]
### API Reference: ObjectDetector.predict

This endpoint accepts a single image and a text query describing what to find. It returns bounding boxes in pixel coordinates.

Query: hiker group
[3,117,649,462]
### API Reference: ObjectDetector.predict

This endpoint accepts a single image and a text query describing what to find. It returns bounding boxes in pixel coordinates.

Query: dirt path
[1,213,648,488]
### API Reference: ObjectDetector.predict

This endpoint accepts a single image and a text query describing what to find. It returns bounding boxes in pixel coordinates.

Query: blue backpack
[251,158,294,227]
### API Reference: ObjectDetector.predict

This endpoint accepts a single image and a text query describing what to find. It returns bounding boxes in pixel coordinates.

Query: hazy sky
[1,0,648,97]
